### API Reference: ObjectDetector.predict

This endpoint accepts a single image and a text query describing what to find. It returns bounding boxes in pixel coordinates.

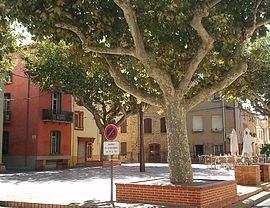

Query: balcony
[3,111,11,123]
[42,109,73,123]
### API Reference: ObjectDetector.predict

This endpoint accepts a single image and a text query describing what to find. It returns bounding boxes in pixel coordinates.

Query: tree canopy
[4,0,270,184]
[0,6,16,80]
[224,34,270,116]
[24,40,141,132]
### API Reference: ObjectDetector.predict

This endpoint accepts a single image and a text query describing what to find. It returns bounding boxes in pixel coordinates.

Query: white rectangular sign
[104,141,120,155]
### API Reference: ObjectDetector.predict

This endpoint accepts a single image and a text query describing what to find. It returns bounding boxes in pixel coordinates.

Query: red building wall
[3,54,72,170]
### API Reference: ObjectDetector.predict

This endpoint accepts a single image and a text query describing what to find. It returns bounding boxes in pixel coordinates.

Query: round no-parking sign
[104,124,118,141]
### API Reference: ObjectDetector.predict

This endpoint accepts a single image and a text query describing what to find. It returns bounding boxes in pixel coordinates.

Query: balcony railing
[3,111,11,122]
[42,109,73,123]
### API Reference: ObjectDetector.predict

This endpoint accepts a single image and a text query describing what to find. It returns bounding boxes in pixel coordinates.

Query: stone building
[117,97,269,163]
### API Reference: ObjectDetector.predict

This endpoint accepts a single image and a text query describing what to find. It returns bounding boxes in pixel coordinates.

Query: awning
[78,137,95,143]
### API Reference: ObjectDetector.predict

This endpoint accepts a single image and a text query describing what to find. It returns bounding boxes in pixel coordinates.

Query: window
[192,116,203,132]
[86,142,93,159]
[120,120,127,133]
[212,115,223,132]
[50,131,61,155]
[144,118,152,133]
[120,142,127,155]
[2,131,9,155]
[74,111,84,129]
[4,93,11,121]
[4,71,12,84]
[214,145,224,155]
[52,92,62,113]
[160,117,166,133]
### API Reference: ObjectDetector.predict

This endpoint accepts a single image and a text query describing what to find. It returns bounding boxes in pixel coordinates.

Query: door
[86,142,93,161]
[77,142,85,163]
[195,145,204,156]
[149,143,161,163]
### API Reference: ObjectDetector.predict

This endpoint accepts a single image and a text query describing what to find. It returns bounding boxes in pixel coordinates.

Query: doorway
[149,143,161,163]
[195,145,204,156]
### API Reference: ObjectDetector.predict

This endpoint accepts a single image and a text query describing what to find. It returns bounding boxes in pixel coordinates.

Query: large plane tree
[4,0,270,184]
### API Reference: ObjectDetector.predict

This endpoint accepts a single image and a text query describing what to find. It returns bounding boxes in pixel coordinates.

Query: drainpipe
[222,100,226,153]
[0,80,6,172]
[24,77,30,168]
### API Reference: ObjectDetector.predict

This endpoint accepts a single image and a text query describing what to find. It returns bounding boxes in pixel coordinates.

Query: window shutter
[121,142,127,155]
[212,115,223,131]
[192,116,203,131]
[160,117,166,133]
[144,118,152,133]
[120,120,127,133]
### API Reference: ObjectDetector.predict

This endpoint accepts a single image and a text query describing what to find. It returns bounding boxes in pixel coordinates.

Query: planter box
[116,179,237,208]
[260,163,270,182]
[235,165,261,186]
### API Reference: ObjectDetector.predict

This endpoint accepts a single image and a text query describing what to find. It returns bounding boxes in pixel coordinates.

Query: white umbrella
[230,128,239,155]
[241,128,253,157]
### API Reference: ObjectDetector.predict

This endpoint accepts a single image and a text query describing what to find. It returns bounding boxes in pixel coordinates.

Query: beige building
[70,99,102,166]
[117,97,270,163]
[69,97,270,165]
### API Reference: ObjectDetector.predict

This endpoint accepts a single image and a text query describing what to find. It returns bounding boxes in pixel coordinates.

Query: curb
[226,183,270,208]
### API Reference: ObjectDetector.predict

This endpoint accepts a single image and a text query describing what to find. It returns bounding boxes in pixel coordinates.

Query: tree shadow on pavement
[78,199,172,208]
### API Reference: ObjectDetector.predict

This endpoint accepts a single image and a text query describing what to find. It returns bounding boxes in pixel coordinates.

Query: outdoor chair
[242,157,251,165]
[235,156,243,166]
[252,156,259,164]
[218,156,227,169]
[226,156,235,170]
[205,156,217,169]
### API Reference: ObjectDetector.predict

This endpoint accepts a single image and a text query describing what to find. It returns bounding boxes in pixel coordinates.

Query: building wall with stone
[118,99,244,163]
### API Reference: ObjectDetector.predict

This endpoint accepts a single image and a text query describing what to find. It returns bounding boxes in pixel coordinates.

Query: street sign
[104,141,120,155]
[105,124,118,141]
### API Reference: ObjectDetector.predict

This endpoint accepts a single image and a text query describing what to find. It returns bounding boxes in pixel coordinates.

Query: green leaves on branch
[24,40,141,127]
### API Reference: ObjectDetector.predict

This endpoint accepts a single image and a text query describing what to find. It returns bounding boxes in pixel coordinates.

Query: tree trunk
[165,99,193,184]
[100,134,108,161]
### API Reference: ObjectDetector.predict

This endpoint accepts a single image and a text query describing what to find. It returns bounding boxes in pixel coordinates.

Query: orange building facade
[3,55,73,170]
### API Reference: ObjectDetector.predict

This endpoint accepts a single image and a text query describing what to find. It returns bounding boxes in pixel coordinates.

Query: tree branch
[113,0,175,96]
[245,0,270,38]
[104,56,164,107]
[113,0,145,56]
[115,110,133,127]
[186,61,248,110]
[252,94,270,115]
[55,23,136,56]
[177,1,220,95]
[75,96,105,131]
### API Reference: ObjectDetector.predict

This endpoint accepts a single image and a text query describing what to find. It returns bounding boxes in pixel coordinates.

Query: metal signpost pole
[110,155,113,204]
[104,124,119,208]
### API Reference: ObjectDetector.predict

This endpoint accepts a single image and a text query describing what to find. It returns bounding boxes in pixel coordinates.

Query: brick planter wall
[235,165,261,186]
[116,180,237,208]
[260,163,270,182]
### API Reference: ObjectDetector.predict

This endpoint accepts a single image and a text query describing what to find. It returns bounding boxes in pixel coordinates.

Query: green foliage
[4,0,270,93]
[24,40,140,127]
[223,34,270,115]
[260,144,270,157]
[0,9,16,81]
